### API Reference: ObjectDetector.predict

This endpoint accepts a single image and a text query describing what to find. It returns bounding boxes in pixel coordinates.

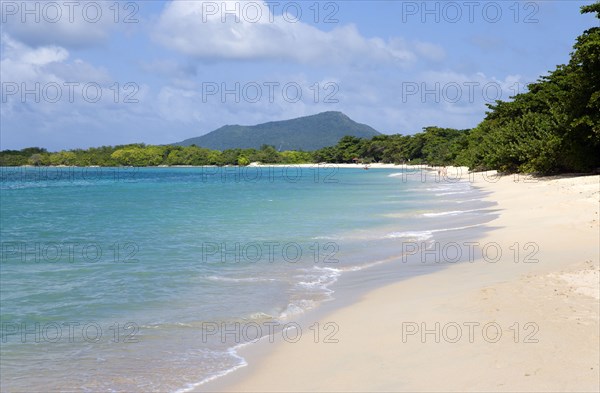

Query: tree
[237,156,250,166]
[28,154,44,166]
[252,145,281,163]
[461,2,600,173]
[280,150,312,164]
[49,151,78,166]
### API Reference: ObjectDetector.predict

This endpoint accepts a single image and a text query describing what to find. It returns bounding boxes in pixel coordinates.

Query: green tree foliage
[237,155,250,166]
[164,145,221,165]
[49,151,78,166]
[312,129,469,166]
[252,145,282,164]
[0,129,469,168]
[0,148,47,166]
[28,153,46,166]
[461,3,600,173]
[421,127,469,166]
[111,145,166,166]
[279,150,314,164]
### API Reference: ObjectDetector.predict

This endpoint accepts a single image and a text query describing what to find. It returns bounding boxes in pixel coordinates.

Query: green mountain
[174,111,380,151]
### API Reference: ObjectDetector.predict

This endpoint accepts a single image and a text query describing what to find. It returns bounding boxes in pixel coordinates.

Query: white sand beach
[205,170,600,392]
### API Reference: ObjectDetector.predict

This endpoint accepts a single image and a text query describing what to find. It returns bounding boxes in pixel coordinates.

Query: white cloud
[1,34,67,82]
[1,34,111,100]
[1,1,116,48]
[0,34,158,149]
[154,0,415,66]
[413,41,446,62]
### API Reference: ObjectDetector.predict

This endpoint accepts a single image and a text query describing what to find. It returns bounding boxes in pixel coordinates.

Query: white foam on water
[204,275,279,283]
[311,235,341,240]
[384,230,434,241]
[384,223,485,240]
[435,190,472,196]
[454,198,481,203]
[173,344,249,393]
[422,208,485,217]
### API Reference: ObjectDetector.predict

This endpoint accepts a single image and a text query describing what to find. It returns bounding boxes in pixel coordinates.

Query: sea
[0,165,497,392]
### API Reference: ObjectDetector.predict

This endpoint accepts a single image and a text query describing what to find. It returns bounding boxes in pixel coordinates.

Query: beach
[205,170,600,392]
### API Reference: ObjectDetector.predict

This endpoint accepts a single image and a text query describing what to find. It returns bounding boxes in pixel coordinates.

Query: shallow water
[0,166,495,392]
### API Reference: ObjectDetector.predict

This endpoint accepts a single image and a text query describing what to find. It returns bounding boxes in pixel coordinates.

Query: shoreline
[202,171,600,392]
[3,163,432,169]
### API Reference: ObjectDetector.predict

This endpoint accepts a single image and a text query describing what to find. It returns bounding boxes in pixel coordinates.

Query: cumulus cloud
[413,41,446,62]
[1,1,119,48]
[153,0,416,66]
[0,34,112,95]
[1,35,67,84]
[0,34,157,149]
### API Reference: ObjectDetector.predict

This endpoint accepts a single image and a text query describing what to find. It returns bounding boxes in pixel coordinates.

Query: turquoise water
[0,166,494,392]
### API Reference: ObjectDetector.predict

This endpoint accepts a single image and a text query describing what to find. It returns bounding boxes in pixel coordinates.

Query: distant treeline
[0,144,313,167]
[0,129,471,167]
[1,4,598,174]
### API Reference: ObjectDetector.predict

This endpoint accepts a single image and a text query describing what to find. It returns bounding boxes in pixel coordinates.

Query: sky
[0,0,597,151]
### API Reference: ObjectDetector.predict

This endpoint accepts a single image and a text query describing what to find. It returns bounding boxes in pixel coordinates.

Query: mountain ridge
[174,111,380,151]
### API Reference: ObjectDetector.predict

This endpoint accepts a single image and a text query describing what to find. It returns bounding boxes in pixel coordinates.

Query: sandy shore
[204,170,599,392]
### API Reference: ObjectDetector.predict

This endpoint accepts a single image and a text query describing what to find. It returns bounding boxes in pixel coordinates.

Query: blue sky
[0,0,597,150]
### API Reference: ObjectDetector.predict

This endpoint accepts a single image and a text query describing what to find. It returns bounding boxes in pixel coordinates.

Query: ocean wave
[278,299,318,320]
[384,230,434,241]
[140,322,197,330]
[384,223,484,240]
[435,190,472,196]
[246,312,275,321]
[454,198,481,203]
[174,345,249,393]
[338,259,391,272]
[426,184,470,191]
[294,267,341,292]
[431,223,485,233]
[204,275,279,283]
[422,208,484,217]
[139,312,277,331]
[280,267,344,320]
